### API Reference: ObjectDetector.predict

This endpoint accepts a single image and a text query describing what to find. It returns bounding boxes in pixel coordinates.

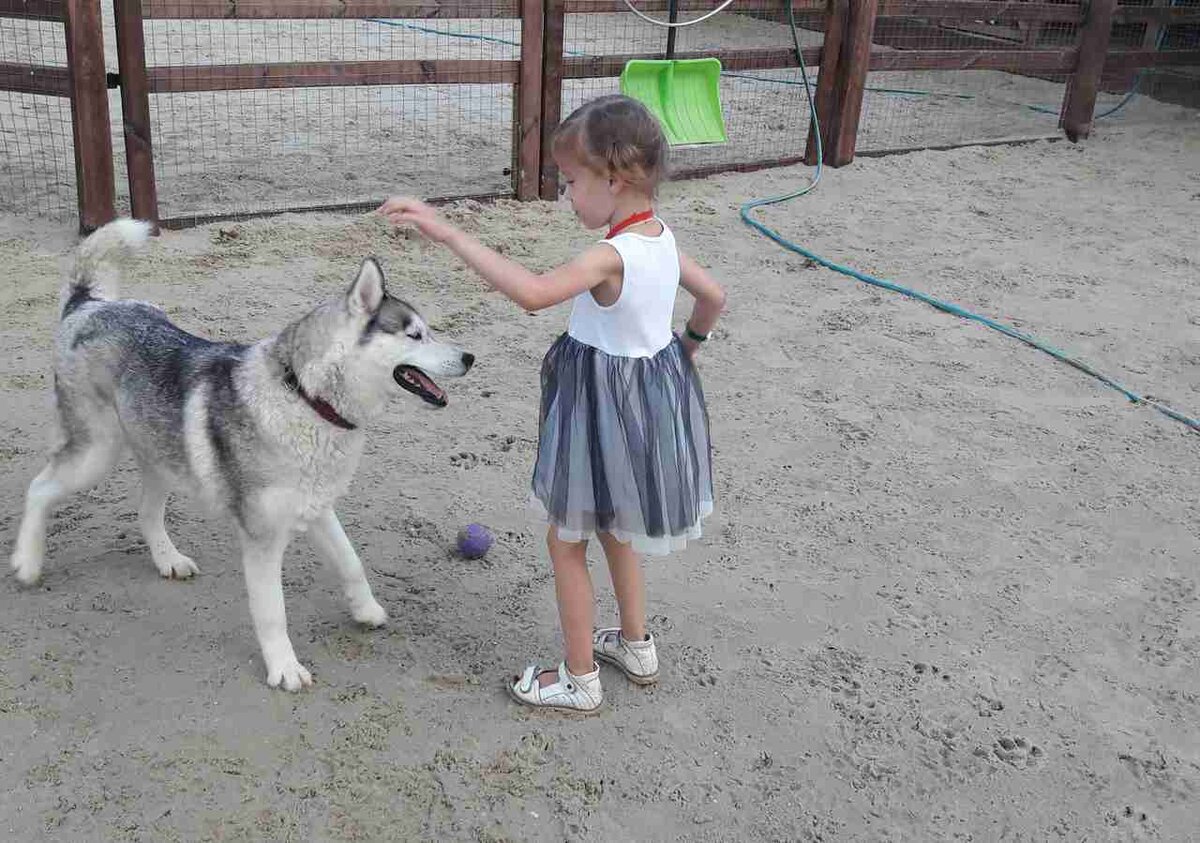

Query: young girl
[379,94,725,713]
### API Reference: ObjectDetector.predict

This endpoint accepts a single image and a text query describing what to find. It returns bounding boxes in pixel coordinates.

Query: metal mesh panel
[561,3,825,175]
[0,18,76,219]
[855,6,1082,153]
[140,12,520,222]
[1110,0,1200,113]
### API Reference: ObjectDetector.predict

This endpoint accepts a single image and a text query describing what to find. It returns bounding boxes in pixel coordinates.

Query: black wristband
[685,325,709,343]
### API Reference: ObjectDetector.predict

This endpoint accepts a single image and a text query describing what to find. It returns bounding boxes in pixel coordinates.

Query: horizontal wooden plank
[147,59,519,92]
[0,0,64,20]
[1112,5,1200,25]
[142,0,520,19]
[564,46,823,78]
[1102,49,1200,71]
[673,154,809,182]
[878,1,1084,24]
[136,0,1200,22]
[159,191,511,229]
[563,0,822,13]
[868,47,1077,72]
[0,62,70,96]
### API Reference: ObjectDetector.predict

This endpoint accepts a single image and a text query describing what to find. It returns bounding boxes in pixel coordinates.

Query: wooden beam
[1116,5,1200,25]
[114,0,160,231]
[147,60,519,92]
[868,47,1077,72]
[141,0,521,18]
[806,0,847,165]
[0,0,64,20]
[563,46,823,78]
[1102,49,1200,71]
[130,0,1200,21]
[674,153,812,182]
[515,0,543,200]
[64,0,116,232]
[564,0,820,12]
[827,0,878,166]
[158,191,511,229]
[877,0,1083,24]
[0,62,71,96]
[1060,0,1117,142]
[538,0,564,200]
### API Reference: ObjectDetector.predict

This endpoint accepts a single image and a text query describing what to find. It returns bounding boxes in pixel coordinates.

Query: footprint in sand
[992,734,1044,768]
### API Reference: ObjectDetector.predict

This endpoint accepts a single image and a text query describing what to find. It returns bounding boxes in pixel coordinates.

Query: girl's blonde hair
[551,95,668,192]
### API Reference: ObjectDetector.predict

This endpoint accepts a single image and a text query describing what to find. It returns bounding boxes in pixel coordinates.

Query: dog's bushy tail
[63,218,153,316]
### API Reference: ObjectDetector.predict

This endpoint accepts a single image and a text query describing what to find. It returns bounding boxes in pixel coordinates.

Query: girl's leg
[597,531,647,641]
[543,525,596,685]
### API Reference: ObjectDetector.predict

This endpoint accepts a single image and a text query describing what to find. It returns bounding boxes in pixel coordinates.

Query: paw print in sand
[992,734,1044,768]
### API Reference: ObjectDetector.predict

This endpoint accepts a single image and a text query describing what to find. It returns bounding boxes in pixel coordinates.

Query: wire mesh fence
[1,0,1196,225]
[137,11,522,223]
[1109,0,1200,111]
[0,17,77,219]
[560,2,825,174]
[854,5,1081,153]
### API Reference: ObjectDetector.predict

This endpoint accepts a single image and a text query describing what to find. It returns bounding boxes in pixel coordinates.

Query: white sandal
[508,660,603,714]
[593,628,659,685]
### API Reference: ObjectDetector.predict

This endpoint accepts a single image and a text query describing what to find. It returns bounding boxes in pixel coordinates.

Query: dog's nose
[461,352,475,371]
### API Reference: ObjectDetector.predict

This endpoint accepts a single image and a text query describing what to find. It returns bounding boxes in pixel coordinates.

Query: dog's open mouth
[393,365,447,407]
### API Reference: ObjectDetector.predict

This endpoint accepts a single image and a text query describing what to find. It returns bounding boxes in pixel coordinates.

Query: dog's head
[308,258,473,412]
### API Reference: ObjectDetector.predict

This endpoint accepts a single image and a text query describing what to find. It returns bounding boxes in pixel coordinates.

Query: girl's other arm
[679,252,727,356]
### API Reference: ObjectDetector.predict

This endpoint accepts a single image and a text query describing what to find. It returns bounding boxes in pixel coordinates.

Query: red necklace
[606,209,655,239]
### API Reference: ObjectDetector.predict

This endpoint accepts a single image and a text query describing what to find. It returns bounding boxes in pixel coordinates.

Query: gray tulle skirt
[530,332,714,555]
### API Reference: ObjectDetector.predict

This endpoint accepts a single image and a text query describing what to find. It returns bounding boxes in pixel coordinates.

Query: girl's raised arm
[379,196,620,312]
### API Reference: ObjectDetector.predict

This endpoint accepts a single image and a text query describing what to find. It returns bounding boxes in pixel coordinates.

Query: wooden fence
[2,0,1197,230]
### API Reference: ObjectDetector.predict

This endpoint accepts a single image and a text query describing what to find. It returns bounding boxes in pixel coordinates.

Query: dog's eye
[406,330,422,341]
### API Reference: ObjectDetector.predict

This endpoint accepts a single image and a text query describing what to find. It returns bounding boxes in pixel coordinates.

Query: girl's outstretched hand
[377,196,457,243]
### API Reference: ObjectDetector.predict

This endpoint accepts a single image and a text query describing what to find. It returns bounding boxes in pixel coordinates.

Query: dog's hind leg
[241,530,313,691]
[11,436,122,585]
[138,470,199,579]
[308,509,388,628]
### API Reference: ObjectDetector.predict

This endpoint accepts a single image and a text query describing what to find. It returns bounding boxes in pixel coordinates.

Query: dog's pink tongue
[411,369,444,401]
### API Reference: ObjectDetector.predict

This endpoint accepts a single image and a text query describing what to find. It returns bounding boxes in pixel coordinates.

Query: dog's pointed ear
[347,258,386,315]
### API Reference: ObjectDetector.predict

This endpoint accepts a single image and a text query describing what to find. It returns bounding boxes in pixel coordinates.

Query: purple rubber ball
[456,523,493,559]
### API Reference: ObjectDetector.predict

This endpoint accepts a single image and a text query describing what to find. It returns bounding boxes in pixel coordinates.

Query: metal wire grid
[140,10,521,221]
[0,18,77,219]
[854,5,1085,153]
[561,3,826,174]
[1107,1,1199,115]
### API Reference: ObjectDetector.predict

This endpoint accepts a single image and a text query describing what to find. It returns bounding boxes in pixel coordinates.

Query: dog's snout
[461,352,475,371]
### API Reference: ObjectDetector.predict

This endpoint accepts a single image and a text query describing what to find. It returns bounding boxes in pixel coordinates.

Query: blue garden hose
[739,0,1199,434]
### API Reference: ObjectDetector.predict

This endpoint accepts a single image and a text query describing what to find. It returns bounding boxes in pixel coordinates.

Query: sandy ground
[1,101,1199,840]
[2,12,1160,221]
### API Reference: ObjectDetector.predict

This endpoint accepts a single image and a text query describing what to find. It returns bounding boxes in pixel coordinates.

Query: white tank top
[567,220,680,358]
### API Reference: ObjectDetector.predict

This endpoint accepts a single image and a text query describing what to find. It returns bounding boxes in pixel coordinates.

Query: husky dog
[10,219,473,691]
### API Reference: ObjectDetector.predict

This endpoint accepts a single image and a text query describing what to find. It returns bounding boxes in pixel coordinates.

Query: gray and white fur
[10,219,474,691]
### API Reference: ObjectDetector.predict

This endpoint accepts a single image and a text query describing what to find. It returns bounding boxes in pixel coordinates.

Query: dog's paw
[10,552,42,586]
[352,599,388,628]
[155,552,199,580]
[266,659,313,692]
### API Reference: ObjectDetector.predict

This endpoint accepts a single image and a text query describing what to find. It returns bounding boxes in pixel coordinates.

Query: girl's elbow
[714,287,728,313]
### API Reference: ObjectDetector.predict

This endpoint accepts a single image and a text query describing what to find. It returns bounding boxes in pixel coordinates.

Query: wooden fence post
[515,0,545,200]
[63,0,115,232]
[538,0,565,201]
[113,0,160,230]
[826,0,877,167]
[805,0,848,166]
[1060,0,1118,142]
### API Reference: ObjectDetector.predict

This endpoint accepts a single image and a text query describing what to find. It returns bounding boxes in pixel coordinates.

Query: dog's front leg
[309,509,388,628]
[241,530,312,691]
